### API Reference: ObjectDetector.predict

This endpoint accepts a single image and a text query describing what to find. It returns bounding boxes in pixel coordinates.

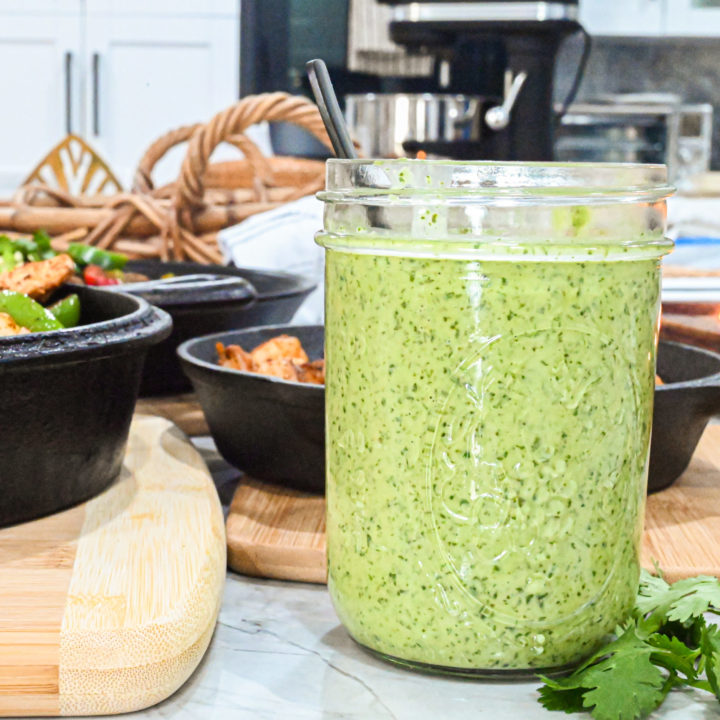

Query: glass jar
[316,160,673,675]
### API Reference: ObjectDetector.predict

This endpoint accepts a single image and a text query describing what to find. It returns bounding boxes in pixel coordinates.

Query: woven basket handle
[133,123,269,194]
[134,124,198,193]
[176,92,333,211]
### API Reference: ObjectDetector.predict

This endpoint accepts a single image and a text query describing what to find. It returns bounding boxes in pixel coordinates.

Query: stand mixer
[349,0,586,161]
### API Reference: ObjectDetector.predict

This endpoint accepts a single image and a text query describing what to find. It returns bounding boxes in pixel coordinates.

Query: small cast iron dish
[178,324,324,492]
[122,260,316,396]
[650,340,720,492]
[177,332,720,495]
[0,285,171,527]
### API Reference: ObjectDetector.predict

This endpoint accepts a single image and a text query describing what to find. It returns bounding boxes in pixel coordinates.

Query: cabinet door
[0,8,82,194]
[85,14,239,189]
[665,0,720,35]
[88,0,238,17]
[579,0,665,36]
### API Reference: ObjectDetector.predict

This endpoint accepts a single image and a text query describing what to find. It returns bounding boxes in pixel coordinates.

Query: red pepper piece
[83,264,120,286]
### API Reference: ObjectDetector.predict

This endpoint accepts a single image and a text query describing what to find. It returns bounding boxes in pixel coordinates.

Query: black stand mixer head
[380,0,583,160]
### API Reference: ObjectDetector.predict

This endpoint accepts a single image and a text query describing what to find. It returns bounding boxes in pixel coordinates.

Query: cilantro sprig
[537,570,720,719]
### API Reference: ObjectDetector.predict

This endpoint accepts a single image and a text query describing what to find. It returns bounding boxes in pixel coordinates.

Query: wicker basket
[0,93,333,264]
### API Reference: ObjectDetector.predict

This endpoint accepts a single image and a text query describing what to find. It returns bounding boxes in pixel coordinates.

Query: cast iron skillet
[178,324,324,492]
[650,340,720,492]
[123,260,316,396]
[0,285,172,527]
[178,330,720,495]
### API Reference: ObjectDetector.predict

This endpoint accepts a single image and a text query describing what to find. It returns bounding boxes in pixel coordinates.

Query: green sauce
[324,248,660,672]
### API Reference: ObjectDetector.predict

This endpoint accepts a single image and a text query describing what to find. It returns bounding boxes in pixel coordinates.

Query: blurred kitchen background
[5,0,720,270]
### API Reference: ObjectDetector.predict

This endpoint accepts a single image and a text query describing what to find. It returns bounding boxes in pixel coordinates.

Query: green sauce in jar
[317,160,672,674]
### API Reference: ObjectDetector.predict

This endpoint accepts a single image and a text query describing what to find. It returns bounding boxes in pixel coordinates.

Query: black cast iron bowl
[122,260,316,396]
[177,332,720,495]
[0,285,171,527]
[650,340,720,492]
[178,324,324,492]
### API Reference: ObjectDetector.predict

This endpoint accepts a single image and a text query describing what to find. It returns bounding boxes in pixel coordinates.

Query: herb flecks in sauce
[324,249,659,672]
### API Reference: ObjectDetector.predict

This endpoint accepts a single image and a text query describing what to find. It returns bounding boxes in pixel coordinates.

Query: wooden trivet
[226,426,720,585]
[227,479,326,584]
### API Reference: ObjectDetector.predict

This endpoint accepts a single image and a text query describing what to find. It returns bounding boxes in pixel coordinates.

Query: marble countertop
[67,439,716,720]
[72,574,713,720]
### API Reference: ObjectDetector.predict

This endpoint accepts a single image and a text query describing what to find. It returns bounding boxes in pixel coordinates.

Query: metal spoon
[306,58,391,192]
[306,59,357,160]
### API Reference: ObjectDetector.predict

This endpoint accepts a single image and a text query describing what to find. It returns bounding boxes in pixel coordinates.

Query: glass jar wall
[317,160,673,675]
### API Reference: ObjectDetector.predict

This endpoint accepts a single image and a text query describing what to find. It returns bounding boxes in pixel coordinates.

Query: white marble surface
[70,573,715,720]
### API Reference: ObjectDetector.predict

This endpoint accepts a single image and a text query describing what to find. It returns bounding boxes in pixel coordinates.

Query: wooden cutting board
[136,393,208,437]
[227,425,720,585]
[0,415,225,717]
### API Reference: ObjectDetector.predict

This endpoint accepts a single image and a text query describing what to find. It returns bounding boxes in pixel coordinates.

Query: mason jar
[316,160,673,675]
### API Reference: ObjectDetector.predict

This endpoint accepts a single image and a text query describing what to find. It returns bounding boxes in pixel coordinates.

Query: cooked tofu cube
[0,253,75,302]
[0,312,29,336]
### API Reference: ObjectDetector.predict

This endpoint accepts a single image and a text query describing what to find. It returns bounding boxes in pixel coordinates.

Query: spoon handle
[306,58,357,160]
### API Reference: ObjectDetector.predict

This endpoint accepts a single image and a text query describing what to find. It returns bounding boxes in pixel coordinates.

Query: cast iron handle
[102,273,256,294]
[102,273,259,307]
[687,370,720,418]
[657,341,720,418]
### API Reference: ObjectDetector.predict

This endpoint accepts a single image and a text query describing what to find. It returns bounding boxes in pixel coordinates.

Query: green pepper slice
[0,231,58,270]
[0,236,18,271]
[67,243,128,271]
[12,237,41,262]
[31,230,56,260]
[47,293,81,328]
[10,232,57,263]
[0,290,64,332]
[32,230,52,252]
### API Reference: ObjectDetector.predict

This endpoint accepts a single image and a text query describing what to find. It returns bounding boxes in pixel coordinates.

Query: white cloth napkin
[217,195,325,324]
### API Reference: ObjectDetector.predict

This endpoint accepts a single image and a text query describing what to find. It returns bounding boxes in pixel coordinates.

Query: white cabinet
[579,0,665,36]
[665,0,720,36]
[0,0,239,195]
[581,0,720,36]
[0,4,82,191]
[86,13,239,187]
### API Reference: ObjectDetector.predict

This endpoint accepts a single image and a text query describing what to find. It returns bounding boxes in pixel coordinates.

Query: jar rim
[320,159,674,205]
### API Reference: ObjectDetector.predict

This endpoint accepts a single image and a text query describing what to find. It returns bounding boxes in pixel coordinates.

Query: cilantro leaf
[666,577,720,622]
[578,630,665,720]
[636,574,720,626]
[647,632,697,660]
[580,654,665,720]
[537,627,665,720]
[537,683,586,714]
[537,572,720,719]
[701,624,720,700]
[636,569,670,612]
[647,632,700,681]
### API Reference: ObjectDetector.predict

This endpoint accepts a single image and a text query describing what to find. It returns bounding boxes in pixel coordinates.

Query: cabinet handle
[92,52,100,136]
[64,51,73,135]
